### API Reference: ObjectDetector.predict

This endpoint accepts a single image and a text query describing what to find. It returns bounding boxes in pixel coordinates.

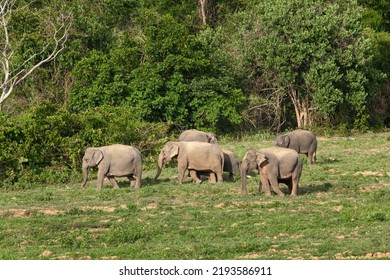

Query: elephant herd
[81,129,317,196]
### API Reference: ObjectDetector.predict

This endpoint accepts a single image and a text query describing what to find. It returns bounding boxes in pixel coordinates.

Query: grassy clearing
[0,132,389,260]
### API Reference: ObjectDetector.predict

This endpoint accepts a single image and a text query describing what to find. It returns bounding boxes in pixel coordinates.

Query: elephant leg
[108,176,120,189]
[290,176,300,196]
[259,176,272,196]
[269,177,285,197]
[216,172,223,183]
[189,170,202,184]
[209,173,217,183]
[96,170,106,191]
[177,164,187,184]
[291,158,303,196]
[307,145,316,164]
[133,175,141,189]
[290,180,299,196]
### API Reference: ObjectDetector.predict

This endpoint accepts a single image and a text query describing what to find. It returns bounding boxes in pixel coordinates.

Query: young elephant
[241,147,303,196]
[81,144,142,190]
[275,129,317,164]
[222,149,240,180]
[178,129,218,144]
[155,141,224,184]
[196,149,240,182]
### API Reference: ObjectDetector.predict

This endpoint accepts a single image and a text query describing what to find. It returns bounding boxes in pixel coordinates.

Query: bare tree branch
[0,0,72,108]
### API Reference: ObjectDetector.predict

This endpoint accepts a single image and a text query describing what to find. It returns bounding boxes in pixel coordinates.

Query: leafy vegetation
[0,132,389,259]
[3,0,388,128]
[0,104,171,188]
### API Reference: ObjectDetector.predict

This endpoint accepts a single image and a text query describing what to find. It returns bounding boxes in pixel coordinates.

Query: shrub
[0,104,171,188]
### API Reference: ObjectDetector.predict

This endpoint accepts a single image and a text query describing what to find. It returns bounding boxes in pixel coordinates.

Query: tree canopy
[1,0,389,130]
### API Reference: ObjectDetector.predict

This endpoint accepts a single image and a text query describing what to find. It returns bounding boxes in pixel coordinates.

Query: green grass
[0,132,389,260]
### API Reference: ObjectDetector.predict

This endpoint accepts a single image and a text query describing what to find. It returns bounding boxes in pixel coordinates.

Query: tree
[128,13,244,130]
[0,0,71,109]
[225,0,376,129]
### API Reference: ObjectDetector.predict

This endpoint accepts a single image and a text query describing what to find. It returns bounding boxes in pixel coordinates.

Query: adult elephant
[178,129,218,144]
[241,147,303,196]
[275,129,317,164]
[81,144,142,190]
[155,141,224,184]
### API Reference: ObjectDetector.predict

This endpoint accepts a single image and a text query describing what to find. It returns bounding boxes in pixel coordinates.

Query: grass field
[0,132,389,260]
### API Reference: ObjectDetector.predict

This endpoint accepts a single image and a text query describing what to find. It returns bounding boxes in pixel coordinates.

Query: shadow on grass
[299,182,333,195]
[315,157,341,164]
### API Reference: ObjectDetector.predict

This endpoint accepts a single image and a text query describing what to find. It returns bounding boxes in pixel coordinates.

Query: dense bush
[0,104,171,188]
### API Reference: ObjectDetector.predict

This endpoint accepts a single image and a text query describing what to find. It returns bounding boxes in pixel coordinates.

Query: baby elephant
[81,144,142,190]
[222,149,240,180]
[275,129,317,164]
[241,147,303,196]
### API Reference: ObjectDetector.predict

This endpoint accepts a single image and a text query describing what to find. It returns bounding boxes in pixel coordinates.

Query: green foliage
[127,13,244,130]
[3,0,390,133]
[223,0,377,129]
[0,104,170,188]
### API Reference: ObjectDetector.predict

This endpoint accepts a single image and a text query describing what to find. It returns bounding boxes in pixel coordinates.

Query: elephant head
[275,135,290,148]
[240,149,268,195]
[155,142,179,180]
[206,132,218,144]
[81,148,104,188]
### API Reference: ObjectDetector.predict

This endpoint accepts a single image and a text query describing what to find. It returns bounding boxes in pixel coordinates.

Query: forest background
[0,0,389,188]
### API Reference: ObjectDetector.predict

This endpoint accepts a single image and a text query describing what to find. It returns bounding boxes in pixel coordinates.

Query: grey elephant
[81,144,142,190]
[275,129,317,164]
[178,129,218,144]
[196,149,240,181]
[241,147,303,196]
[222,149,240,180]
[155,141,224,184]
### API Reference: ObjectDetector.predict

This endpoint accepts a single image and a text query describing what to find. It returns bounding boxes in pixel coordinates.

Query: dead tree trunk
[198,0,207,25]
[287,84,310,128]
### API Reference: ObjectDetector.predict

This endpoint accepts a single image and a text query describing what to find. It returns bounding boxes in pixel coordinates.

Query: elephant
[178,129,218,144]
[241,147,303,196]
[81,144,142,190]
[275,129,317,164]
[222,149,240,180]
[155,141,224,184]
[196,149,240,181]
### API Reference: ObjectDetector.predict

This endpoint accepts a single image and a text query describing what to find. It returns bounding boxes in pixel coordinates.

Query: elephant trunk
[241,163,248,195]
[81,165,89,188]
[154,152,164,180]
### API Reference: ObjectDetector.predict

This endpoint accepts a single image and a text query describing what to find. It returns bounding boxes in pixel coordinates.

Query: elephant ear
[207,133,217,144]
[256,153,268,167]
[92,150,104,166]
[283,135,290,147]
[169,144,179,159]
